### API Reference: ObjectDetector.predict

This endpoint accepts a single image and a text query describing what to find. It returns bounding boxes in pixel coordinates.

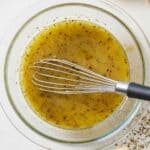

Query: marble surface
[0,0,149,150]
[111,104,150,150]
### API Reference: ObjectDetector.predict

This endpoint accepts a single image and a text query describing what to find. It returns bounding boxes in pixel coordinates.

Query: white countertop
[0,0,149,150]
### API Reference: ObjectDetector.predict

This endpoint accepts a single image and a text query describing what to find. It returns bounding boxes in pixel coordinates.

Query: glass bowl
[0,0,150,149]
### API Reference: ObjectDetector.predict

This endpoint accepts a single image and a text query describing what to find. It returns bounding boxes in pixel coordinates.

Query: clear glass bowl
[1,0,150,149]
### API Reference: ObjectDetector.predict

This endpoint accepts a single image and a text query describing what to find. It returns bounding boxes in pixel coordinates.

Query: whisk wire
[31,58,117,94]
[41,59,115,83]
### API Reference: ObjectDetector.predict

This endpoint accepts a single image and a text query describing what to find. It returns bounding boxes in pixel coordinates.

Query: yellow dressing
[20,20,129,129]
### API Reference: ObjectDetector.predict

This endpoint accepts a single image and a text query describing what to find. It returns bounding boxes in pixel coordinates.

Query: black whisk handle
[127,82,150,101]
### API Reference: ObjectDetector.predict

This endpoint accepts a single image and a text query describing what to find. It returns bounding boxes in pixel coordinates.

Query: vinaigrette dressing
[20,20,129,129]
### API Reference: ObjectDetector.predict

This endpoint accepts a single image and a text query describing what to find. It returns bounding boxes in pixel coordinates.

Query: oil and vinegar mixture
[20,20,129,129]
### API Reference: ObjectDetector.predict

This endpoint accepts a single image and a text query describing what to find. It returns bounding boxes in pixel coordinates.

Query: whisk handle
[127,82,150,101]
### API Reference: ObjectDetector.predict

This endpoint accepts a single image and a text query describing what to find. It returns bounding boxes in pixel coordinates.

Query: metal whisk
[31,58,150,101]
